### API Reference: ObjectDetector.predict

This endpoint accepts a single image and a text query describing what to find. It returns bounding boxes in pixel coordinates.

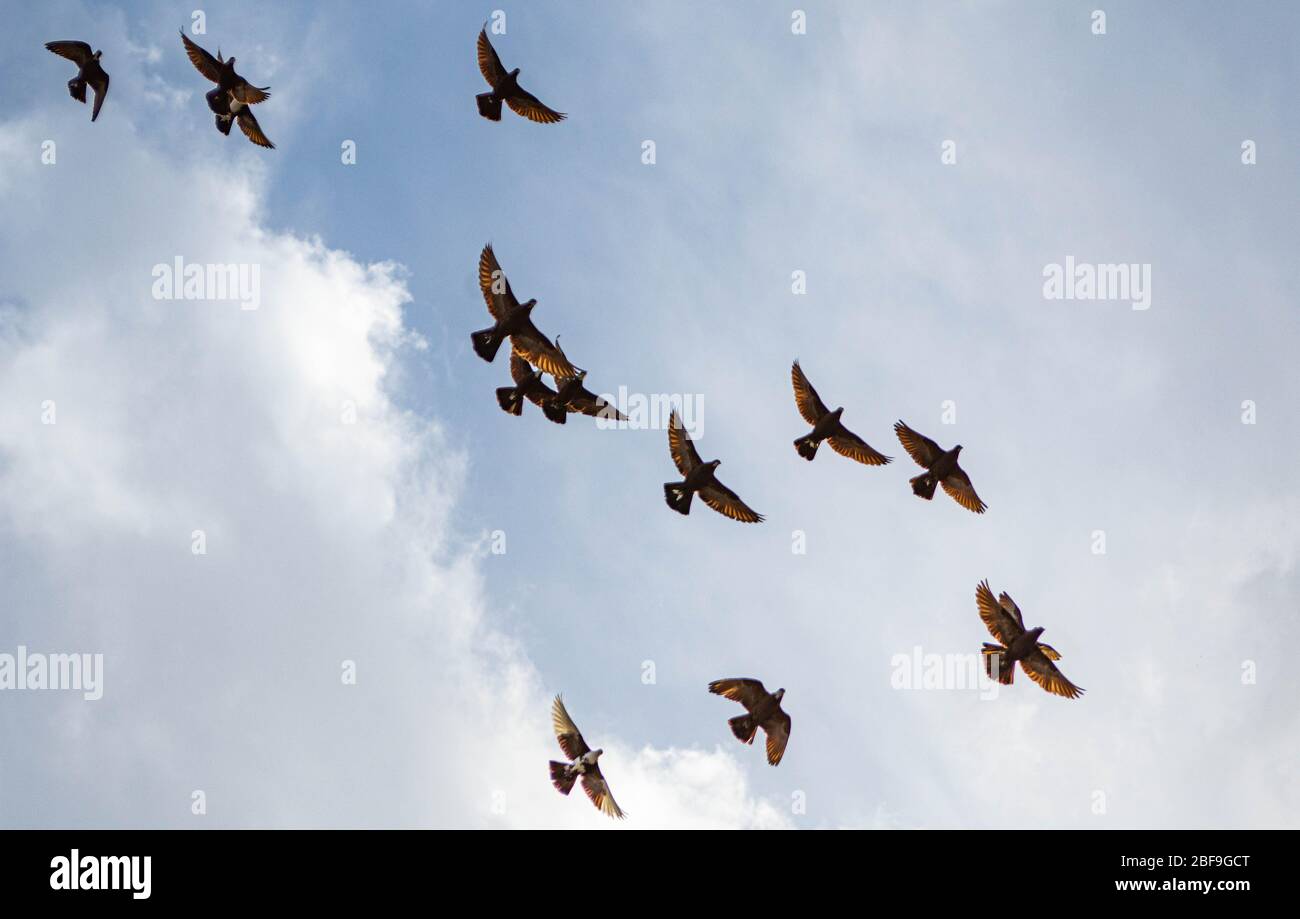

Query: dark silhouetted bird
[548,695,624,819]
[663,410,763,522]
[548,341,627,422]
[976,580,1084,699]
[179,32,274,148]
[894,420,986,513]
[708,679,790,766]
[473,244,577,378]
[790,360,892,466]
[497,350,566,423]
[207,88,275,148]
[475,28,565,124]
[45,41,110,122]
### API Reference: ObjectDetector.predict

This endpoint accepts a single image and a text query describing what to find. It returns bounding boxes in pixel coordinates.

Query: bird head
[774,688,786,701]
[593,748,604,759]
[511,67,521,77]
[226,55,236,66]
[522,298,537,312]
[708,459,721,469]
[94,50,103,59]
[1029,626,1045,640]
[954,445,963,454]
[833,407,844,417]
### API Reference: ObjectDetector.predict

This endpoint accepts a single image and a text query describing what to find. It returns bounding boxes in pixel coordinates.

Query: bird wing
[893,421,944,468]
[668,409,702,475]
[1020,650,1084,699]
[762,710,791,766]
[828,427,892,466]
[505,88,566,124]
[790,360,830,425]
[700,480,764,523]
[707,678,769,711]
[45,41,94,65]
[511,323,577,379]
[581,766,625,820]
[941,466,986,514]
[477,244,518,321]
[998,591,1025,629]
[232,82,271,105]
[179,31,223,83]
[1036,643,1062,661]
[550,695,591,760]
[511,352,561,407]
[236,106,275,148]
[476,28,507,86]
[89,70,109,122]
[976,580,1024,646]
[566,384,626,420]
[509,350,535,385]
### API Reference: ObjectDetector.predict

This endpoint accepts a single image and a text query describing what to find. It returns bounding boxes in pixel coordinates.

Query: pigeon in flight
[708,679,791,766]
[976,580,1084,699]
[179,32,274,148]
[894,420,986,513]
[548,695,625,820]
[45,41,110,122]
[497,350,566,423]
[790,360,892,466]
[663,410,763,522]
[475,28,566,124]
[473,244,577,379]
[548,341,627,422]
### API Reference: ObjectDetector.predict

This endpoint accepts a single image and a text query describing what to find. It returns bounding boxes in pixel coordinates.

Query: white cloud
[0,83,784,828]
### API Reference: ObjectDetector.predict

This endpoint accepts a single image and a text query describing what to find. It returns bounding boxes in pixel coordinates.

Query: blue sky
[0,0,1297,828]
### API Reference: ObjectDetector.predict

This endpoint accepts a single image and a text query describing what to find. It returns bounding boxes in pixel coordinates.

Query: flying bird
[663,410,763,522]
[475,28,566,124]
[45,41,109,122]
[790,360,892,466]
[548,695,624,819]
[179,31,274,147]
[550,342,627,422]
[976,580,1084,699]
[708,679,791,766]
[894,420,986,513]
[497,350,566,423]
[473,244,577,378]
[208,87,275,148]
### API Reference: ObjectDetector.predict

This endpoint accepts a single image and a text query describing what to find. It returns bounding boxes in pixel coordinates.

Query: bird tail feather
[663,482,692,515]
[476,93,503,121]
[549,761,577,795]
[728,714,757,744]
[471,327,504,362]
[794,435,819,461]
[910,472,937,500]
[68,78,87,103]
[496,386,524,416]
[982,644,1015,684]
[541,400,567,424]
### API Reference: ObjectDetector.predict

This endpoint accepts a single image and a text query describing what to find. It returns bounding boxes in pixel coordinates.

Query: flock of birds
[44,24,1084,823]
